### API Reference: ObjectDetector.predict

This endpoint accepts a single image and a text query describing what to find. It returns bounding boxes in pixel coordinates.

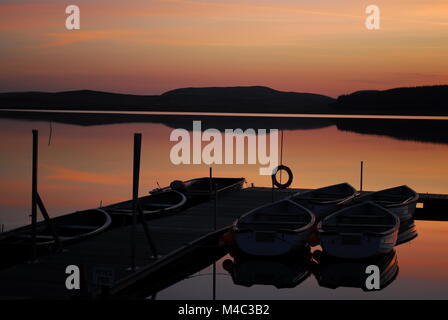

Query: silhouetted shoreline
[1,85,447,115]
[1,109,448,145]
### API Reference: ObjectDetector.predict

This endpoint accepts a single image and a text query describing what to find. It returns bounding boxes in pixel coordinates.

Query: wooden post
[360,161,364,192]
[31,130,38,262]
[130,133,142,271]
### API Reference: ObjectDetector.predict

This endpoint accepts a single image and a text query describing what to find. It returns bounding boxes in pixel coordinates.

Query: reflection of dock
[0,187,446,299]
[414,193,448,221]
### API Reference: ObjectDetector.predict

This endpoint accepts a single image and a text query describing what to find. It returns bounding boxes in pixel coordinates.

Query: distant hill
[334,85,448,115]
[2,85,447,115]
[0,86,335,114]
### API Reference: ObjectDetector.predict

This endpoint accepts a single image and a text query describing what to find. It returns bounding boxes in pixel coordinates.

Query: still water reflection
[1,116,448,230]
[155,221,448,300]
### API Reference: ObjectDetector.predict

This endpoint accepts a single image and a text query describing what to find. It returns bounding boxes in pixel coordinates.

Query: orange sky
[1,0,448,96]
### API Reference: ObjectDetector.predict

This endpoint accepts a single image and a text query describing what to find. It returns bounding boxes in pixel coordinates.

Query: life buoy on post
[271,165,293,189]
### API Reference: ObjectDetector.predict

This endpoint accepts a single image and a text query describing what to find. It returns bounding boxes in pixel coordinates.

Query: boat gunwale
[355,185,419,208]
[317,201,400,237]
[182,177,245,195]
[290,183,358,205]
[234,199,316,234]
[104,190,187,216]
[0,208,112,246]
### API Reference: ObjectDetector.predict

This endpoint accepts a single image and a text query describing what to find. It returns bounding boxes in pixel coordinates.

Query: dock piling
[31,130,38,262]
[130,133,142,272]
[209,167,213,196]
[214,183,218,230]
[360,161,364,192]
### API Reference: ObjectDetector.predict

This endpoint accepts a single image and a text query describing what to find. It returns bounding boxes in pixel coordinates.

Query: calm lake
[0,112,447,299]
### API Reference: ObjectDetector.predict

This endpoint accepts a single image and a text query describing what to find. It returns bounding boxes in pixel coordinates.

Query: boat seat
[239,221,307,226]
[255,213,306,217]
[325,223,389,228]
[17,234,70,240]
[58,225,98,230]
[143,203,173,208]
[294,197,339,201]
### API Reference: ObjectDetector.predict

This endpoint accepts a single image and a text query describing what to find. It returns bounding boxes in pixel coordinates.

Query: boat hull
[235,230,310,257]
[388,202,417,222]
[319,231,397,259]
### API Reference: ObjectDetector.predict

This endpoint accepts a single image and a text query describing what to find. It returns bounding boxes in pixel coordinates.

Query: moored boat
[353,185,418,222]
[318,201,399,259]
[0,208,111,268]
[290,183,357,218]
[233,199,315,256]
[104,190,187,222]
[396,218,418,245]
[152,177,245,197]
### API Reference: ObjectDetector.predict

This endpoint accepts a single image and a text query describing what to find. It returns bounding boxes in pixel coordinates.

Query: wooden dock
[0,187,292,299]
[0,187,446,299]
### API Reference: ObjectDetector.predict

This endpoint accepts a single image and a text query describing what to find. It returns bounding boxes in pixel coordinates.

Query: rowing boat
[233,199,315,256]
[290,183,357,218]
[104,190,186,221]
[318,201,399,259]
[151,177,245,197]
[352,185,418,222]
[0,208,111,268]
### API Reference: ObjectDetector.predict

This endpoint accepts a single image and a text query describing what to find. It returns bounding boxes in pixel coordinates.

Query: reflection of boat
[318,202,399,259]
[313,249,399,291]
[397,218,418,245]
[0,209,111,267]
[353,185,418,222]
[150,177,245,197]
[104,190,187,219]
[233,199,315,256]
[222,250,312,289]
[290,183,357,218]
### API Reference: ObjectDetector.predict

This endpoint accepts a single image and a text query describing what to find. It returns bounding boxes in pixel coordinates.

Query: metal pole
[137,202,158,259]
[214,183,217,231]
[212,262,216,300]
[31,129,38,262]
[209,167,213,196]
[37,193,62,252]
[280,130,284,184]
[130,133,142,271]
[360,161,364,192]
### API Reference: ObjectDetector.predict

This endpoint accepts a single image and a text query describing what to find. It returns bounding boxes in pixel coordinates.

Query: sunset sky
[1,0,448,97]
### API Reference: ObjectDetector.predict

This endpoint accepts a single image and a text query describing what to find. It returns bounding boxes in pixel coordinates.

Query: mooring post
[360,161,364,192]
[31,129,38,262]
[130,133,142,272]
